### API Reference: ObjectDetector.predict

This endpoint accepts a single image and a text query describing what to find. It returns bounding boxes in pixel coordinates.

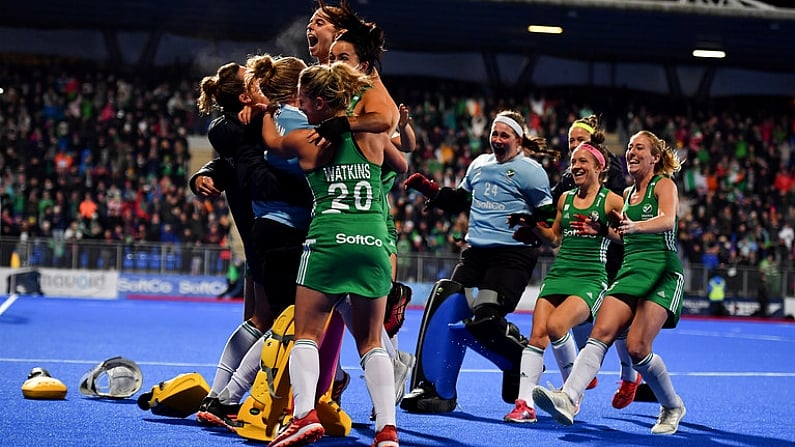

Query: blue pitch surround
[1,294,794,446]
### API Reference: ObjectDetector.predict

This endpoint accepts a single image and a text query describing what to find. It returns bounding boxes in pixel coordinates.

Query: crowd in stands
[0,62,226,249]
[2,61,795,276]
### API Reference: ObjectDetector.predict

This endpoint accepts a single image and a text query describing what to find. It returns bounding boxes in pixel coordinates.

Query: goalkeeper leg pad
[464,313,527,403]
[236,305,296,441]
[411,280,471,398]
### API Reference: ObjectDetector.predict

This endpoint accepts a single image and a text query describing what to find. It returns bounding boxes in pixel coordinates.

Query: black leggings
[251,218,307,317]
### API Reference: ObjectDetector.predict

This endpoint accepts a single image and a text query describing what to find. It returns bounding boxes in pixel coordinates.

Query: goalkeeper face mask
[79,356,143,399]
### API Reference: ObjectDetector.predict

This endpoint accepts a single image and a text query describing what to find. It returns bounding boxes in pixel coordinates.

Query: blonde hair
[298,62,371,113]
[197,62,244,115]
[633,130,682,177]
[245,55,307,104]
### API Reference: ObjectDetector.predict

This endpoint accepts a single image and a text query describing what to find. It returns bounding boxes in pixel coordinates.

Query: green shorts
[297,216,391,299]
[607,250,684,328]
[385,214,397,256]
[539,265,607,320]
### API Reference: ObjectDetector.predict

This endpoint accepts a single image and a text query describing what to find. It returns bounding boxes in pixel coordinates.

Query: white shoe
[393,351,415,404]
[651,396,686,435]
[532,385,576,426]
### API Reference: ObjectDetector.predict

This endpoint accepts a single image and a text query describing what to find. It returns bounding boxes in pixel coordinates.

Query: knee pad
[463,314,527,403]
[137,372,210,418]
[463,312,527,371]
[464,289,526,369]
[471,289,502,312]
[411,279,472,398]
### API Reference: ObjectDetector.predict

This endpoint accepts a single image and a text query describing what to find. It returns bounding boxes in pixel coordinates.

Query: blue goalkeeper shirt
[252,104,313,230]
[460,152,552,248]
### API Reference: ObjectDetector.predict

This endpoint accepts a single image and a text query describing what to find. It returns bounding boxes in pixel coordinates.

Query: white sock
[633,352,679,408]
[290,340,320,419]
[210,320,262,396]
[390,334,399,352]
[218,334,267,404]
[563,338,607,404]
[518,345,544,406]
[381,326,396,359]
[551,333,577,382]
[362,347,395,432]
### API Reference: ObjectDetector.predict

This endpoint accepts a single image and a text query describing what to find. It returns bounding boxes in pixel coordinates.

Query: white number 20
[325,180,373,214]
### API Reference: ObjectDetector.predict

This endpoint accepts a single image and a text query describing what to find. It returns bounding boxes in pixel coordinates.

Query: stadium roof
[2,1,794,93]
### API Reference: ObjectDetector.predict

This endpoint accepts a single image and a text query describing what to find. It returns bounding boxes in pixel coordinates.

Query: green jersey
[622,175,678,257]
[607,175,684,327]
[298,131,391,298]
[347,87,399,254]
[538,187,611,315]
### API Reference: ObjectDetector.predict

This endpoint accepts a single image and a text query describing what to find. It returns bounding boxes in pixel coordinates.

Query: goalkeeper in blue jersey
[401,110,555,413]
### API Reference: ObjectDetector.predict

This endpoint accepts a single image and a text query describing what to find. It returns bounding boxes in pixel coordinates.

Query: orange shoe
[267,409,324,447]
[503,399,537,423]
[371,424,399,447]
[612,375,643,409]
[586,377,598,390]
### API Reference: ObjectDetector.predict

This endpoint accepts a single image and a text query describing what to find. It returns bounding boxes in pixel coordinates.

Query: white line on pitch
[2,359,794,378]
[0,294,18,316]
[0,357,216,368]
[457,368,795,377]
[674,329,795,342]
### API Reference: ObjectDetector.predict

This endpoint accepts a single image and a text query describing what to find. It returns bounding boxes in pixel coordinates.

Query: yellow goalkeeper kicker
[235,305,351,441]
[137,372,210,418]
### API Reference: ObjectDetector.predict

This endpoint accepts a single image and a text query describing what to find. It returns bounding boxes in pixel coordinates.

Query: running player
[555,115,650,407]
[504,141,623,423]
[533,130,686,435]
